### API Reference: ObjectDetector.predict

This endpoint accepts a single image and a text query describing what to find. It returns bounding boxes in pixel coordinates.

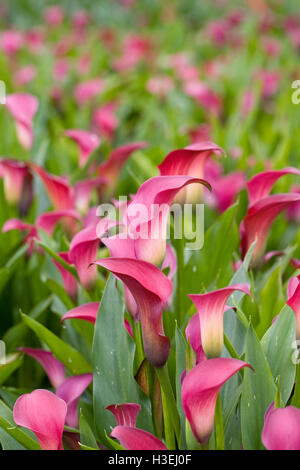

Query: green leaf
[0,244,29,293]
[256,265,284,338]
[175,325,187,449]
[43,277,75,310]
[92,275,152,446]
[0,354,23,386]
[21,313,92,375]
[79,410,99,449]
[241,326,276,450]
[261,304,296,404]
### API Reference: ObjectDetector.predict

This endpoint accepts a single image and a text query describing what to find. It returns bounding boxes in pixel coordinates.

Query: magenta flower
[123,175,211,266]
[93,102,119,141]
[56,374,93,428]
[247,168,300,206]
[36,209,80,235]
[19,348,66,389]
[74,78,103,106]
[93,258,172,368]
[287,185,300,223]
[287,275,300,339]
[13,389,67,450]
[14,65,36,87]
[53,252,78,302]
[64,129,100,167]
[5,93,39,150]
[30,163,74,210]
[44,6,64,26]
[182,358,252,445]
[74,176,107,214]
[0,30,23,56]
[262,403,300,450]
[111,426,167,450]
[158,142,223,204]
[106,403,141,427]
[0,159,33,212]
[240,194,300,268]
[61,302,100,324]
[98,141,147,198]
[107,402,167,450]
[189,284,250,358]
[2,218,38,255]
[69,224,100,289]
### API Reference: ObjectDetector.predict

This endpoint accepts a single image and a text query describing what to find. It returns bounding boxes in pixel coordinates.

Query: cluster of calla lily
[0,0,300,452]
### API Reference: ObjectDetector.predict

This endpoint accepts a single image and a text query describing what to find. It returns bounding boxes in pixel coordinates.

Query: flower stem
[156,365,181,449]
[214,393,224,450]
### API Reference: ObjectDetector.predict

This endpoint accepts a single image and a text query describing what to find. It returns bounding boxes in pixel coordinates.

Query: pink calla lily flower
[123,175,211,266]
[69,224,100,289]
[30,163,75,210]
[158,142,223,204]
[98,141,147,198]
[93,102,119,141]
[56,373,93,428]
[61,302,100,324]
[182,358,252,445]
[111,426,167,450]
[19,348,66,389]
[53,252,78,302]
[106,403,141,427]
[189,284,251,358]
[13,389,67,450]
[0,30,23,56]
[262,403,300,450]
[287,275,300,339]
[74,78,103,106]
[0,158,33,214]
[64,129,100,167]
[2,218,38,255]
[247,168,300,206]
[36,209,81,235]
[93,257,172,368]
[240,193,300,268]
[74,176,107,214]
[5,93,39,150]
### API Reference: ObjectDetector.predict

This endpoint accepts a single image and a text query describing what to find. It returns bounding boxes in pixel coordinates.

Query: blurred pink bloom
[205,19,230,46]
[287,185,300,223]
[241,89,255,117]
[74,176,107,214]
[14,65,36,87]
[114,34,152,72]
[262,37,281,57]
[13,389,67,450]
[53,59,70,81]
[64,129,100,167]
[98,141,147,197]
[182,358,252,445]
[183,80,222,115]
[257,70,280,99]
[146,76,174,99]
[5,93,39,150]
[0,30,23,56]
[262,403,300,450]
[24,29,45,54]
[44,6,64,27]
[93,102,118,141]
[74,78,103,106]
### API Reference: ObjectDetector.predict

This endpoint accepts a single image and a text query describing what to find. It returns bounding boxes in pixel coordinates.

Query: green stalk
[174,233,185,327]
[214,393,224,450]
[132,321,145,367]
[292,363,300,408]
[156,366,181,449]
